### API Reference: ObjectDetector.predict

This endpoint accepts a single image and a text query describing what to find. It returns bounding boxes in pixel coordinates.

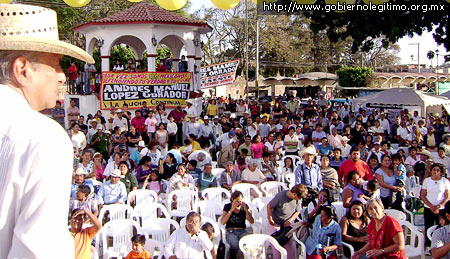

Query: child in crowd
[259,152,276,180]
[125,234,152,259]
[201,223,217,259]
[142,170,163,195]
[70,184,99,221]
[188,159,202,182]
[240,148,252,166]
[365,179,380,200]
[392,153,407,184]
[274,134,284,160]
[70,209,102,259]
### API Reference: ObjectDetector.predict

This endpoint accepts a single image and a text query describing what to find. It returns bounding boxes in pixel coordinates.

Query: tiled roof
[78,2,207,27]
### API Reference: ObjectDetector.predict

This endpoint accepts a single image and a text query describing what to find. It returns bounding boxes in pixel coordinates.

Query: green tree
[336,66,375,88]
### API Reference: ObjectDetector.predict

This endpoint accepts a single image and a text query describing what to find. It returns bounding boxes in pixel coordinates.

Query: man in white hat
[186,114,200,137]
[112,108,128,133]
[70,168,94,200]
[0,3,94,258]
[97,169,127,209]
[131,140,146,165]
[184,99,196,118]
[199,115,213,146]
[294,146,322,192]
[337,136,352,159]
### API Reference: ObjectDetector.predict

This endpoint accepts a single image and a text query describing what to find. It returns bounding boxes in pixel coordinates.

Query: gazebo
[73,2,212,91]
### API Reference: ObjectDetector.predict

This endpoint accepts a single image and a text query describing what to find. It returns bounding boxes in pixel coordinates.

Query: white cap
[110,169,123,178]
[96,125,103,130]
[230,113,236,119]
[74,167,87,176]
[138,140,146,148]
[203,116,209,120]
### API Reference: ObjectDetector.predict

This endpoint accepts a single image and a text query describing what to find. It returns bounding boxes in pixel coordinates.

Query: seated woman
[219,161,241,191]
[320,155,341,200]
[307,188,333,224]
[305,206,342,259]
[198,163,218,192]
[339,200,369,258]
[352,198,406,259]
[330,148,344,171]
[220,191,254,259]
[136,156,152,187]
[342,171,368,209]
[168,164,196,193]
[160,152,178,181]
[280,157,295,181]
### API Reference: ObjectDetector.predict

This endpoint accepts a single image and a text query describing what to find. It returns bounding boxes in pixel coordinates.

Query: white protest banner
[201,59,240,89]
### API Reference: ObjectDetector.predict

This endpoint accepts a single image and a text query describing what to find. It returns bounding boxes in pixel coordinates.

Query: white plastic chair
[144,239,163,259]
[331,201,346,222]
[385,209,407,222]
[239,234,287,259]
[398,220,425,259]
[193,200,224,220]
[201,187,231,203]
[292,229,307,259]
[127,189,158,207]
[427,224,438,242]
[211,168,226,177]
[232,183,263,203]
[166,189,198,219]
[282,155,302,167]
[97,219,140,259]
[409,186,422,198]
[141,218,179,244]
[98,204,133,225]
[284,173,295,189]
[133,203,171,227]
[342,242,355,259]
[251,197,272,232]
[261,181,288,197]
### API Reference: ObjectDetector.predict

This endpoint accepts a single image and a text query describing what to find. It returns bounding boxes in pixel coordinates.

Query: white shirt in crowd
[199,123,213,138]
[112,117,128,132]
[422,177,450,208]
[434,156,450,177]
[337,143,352,158]
[216,133,237,149]
[71,131,87,154]
[186,121,201,137]
[164,227,213,259]
[397,126,410,141]
[167,121,178,135]
[0,86,74,258]
[380,118,390,134]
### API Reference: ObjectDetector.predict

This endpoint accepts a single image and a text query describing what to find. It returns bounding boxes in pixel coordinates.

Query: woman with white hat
[0,3,94,258]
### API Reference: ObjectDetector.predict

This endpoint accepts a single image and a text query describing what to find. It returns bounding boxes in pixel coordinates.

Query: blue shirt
[394,164,407,181]
[305,215,342,256]
[294,162,323,190]
[97,181,127,205]
[317,145,332,156]
[131,149,141,165]
[71,180,94,199]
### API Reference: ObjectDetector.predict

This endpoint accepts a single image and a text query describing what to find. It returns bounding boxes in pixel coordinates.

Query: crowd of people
[58,94,450,259]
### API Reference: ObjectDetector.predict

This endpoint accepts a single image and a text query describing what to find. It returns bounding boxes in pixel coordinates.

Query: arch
[86,37,100,57]
[108,34,150,59]
[158,33,187,58]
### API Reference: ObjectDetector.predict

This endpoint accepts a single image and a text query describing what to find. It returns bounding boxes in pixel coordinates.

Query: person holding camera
[220,191,254,259]
[267,184,309,259]
[294,146,323,207]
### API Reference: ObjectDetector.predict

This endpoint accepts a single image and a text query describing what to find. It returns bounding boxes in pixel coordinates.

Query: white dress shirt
[71,131,86,153]
[97,181,127,204]
[186,121,201,137]
[167,121,178,135]
[0,86,74,259]
[112,117,128,132]
[164,227,213,259]
[199,123,213,138]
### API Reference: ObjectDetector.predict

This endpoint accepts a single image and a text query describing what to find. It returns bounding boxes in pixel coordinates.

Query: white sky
[188,0,448,67]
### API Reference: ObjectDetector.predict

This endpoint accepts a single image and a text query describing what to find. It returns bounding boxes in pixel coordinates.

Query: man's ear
[11,56,33,88]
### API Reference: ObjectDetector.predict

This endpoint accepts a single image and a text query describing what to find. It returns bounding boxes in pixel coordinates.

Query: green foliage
[110,45,136,68]
[336,66,375,88]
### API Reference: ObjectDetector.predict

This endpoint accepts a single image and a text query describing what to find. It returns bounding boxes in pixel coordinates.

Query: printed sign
[100,72,191,109]
[201,60,240,89]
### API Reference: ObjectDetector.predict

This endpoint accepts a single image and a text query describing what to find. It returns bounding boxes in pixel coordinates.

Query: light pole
[409,43,420,73]
[245,0,249,100]
[436,49,440,95]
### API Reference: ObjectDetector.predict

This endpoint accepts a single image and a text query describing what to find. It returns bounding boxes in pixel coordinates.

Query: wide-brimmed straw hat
[0,4,94,63]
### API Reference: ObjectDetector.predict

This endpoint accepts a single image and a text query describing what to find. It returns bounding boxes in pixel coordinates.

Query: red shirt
[168,109,185,123]
[131,116,146,133]
[68,65,78,81]
[367,215,407,259]
[338,159,374,183]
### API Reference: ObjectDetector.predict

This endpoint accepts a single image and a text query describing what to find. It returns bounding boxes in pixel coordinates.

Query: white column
[100,56,110,72]
[194,57,201,91]
[187,55,196,91]
[173,59,180,72]
[147,54,156,72]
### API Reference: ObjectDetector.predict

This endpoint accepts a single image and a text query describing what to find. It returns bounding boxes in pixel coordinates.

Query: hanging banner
[100,72,191,109]
[201,59,240,89]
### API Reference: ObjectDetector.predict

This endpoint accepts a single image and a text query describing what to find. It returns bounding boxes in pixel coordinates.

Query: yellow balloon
[211,0,240,10]
[155,0,187,11]
[293,0,317,4]
[362,0,388,4]
[252,0,276,5]
[0,0,13,3]
[128,0,143,2]
[63,0,91,7]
